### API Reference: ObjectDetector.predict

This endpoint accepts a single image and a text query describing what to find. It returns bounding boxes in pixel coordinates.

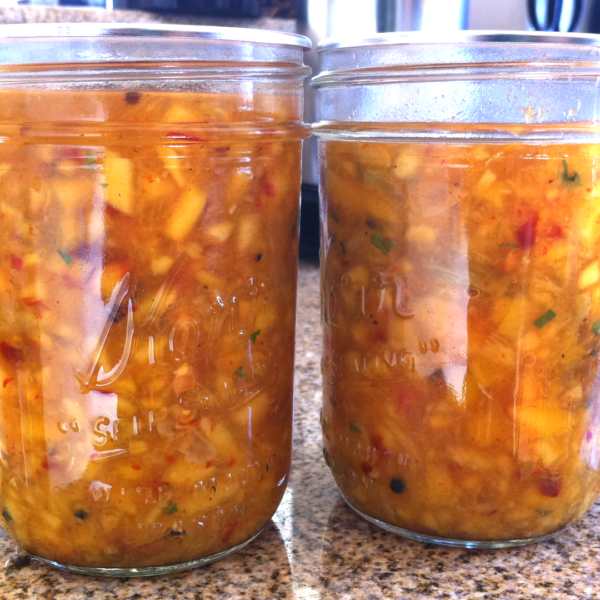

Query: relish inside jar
[0,25,309,574]
[319,130,600,545]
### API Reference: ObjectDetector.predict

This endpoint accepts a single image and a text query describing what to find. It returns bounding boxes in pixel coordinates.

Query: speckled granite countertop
[0,263,598,599]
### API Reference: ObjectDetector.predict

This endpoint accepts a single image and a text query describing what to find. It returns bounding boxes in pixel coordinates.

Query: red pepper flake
[10,256,23,271]
[166,132,208,143]
[361,462,373,474]
[547,224,563,239]
[132,465,141,471]
[540,475,562,498]
[227,458,236,467]
[516,213,539,248]
[164,455,176,464]
[2,378,14,388]
[0,342,23,364]
[370,433,384,451]
[22,297,49,311]
[205,461,213,469]
[222,522,237,544]
[394,386,419,411]
[263,181,276,197]
[41,460,49,470]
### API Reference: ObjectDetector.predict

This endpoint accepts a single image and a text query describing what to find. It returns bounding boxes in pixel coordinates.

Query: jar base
[342,495,568,549]
[35,529,263,577]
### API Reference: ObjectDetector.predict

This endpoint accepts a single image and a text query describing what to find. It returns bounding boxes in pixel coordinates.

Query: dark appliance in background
[55,0,296,18]
[108,0,261,15]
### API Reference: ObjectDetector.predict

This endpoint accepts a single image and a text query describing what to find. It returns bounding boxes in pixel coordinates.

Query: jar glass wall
[0,24,310,575]
[314,32,600,548]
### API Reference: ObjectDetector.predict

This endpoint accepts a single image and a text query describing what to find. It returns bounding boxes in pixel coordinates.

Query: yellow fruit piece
[228,168,252,204]
[475,169,497,193]
[129,439,149,455]
[151,255,174,276]
[206,221,234,243]
[156,146,187,187]
[579,261,599,289]
[518,405,570,437]
[103,154,133,215]
[237,215,261,253]
[404,225,436,245]
[166,186,207,241]
[172,364,198,396]
[163,104,199,123]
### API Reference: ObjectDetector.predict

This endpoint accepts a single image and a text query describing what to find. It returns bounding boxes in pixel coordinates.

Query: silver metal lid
[318,30,600,52]
[0,23,311,66]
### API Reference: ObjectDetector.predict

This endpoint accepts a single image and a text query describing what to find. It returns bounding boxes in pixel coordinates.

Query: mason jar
[314,32,600,548]
[0,23,310,575]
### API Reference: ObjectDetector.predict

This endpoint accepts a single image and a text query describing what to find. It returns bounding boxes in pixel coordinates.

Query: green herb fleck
[370,234,396,256]
[330,210,341,224]
[349,423,362,434]
[340,241,347,255]
[266,463,270,472]
[534,309,557,329]
[535,508,552,516]
[234,366,247,381]
[74,509,88,520]
[593,321,600,335]
[57,250,73,265]
[500,243,519,248]
[163,501,178,516]
[100,183,109,189]
[250,330,261,344]
[562,159,581,187]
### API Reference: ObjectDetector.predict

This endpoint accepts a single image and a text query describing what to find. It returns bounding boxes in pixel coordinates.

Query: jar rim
[318,30,600,53]
[0,23,311,50]
[0,23,311,67]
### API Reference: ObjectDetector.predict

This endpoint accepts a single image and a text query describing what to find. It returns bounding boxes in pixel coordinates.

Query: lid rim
[318,30,600,52]
[0,23,311,50]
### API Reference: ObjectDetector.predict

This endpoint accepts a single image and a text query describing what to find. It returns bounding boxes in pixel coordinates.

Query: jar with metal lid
[314,31,600,548]
[0,23,310,575]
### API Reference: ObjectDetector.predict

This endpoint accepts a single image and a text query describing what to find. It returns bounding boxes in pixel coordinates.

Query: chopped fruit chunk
[166,187,206,241]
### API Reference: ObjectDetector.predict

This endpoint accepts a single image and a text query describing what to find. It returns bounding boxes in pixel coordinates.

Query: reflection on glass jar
[0,24,310,575]
[314,33,600,548]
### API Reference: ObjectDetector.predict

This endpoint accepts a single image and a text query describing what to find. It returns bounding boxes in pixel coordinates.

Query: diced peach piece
[103,153,134,215]
[166,186,206,240]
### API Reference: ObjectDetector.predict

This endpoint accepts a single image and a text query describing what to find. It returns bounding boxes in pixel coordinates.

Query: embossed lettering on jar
[314,32,600,548]
[0,24,310,575]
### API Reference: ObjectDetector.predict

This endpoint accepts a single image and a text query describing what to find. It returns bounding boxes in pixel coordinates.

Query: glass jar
[313,32,600,548]
[0,24,310,575]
